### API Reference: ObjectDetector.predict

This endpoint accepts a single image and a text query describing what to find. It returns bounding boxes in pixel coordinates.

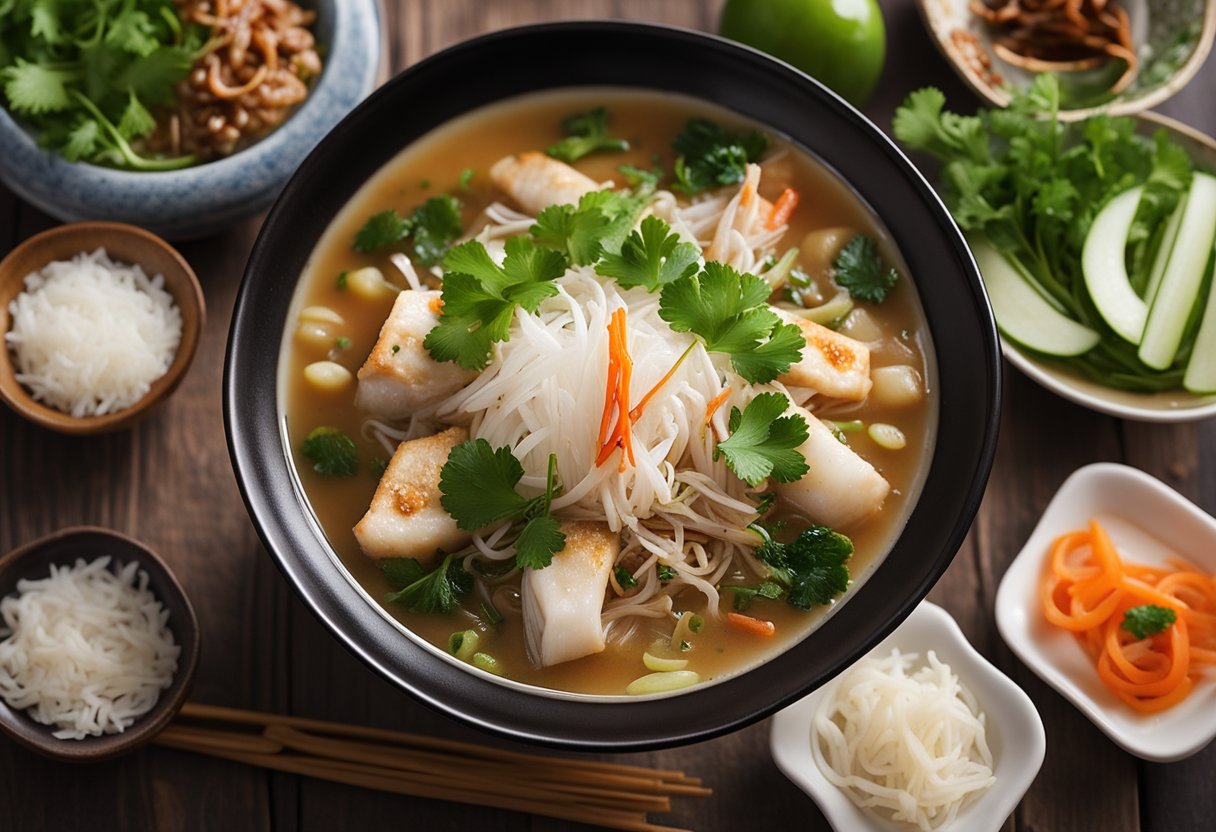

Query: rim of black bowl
[225,20,1001,751]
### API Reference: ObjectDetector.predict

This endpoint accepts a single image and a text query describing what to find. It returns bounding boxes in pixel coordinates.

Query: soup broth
[280,89,937,696]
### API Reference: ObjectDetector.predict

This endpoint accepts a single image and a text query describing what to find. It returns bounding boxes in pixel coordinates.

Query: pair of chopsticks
[154,702,710,832]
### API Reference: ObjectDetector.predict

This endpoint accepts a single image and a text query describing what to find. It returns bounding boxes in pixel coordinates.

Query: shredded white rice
[5,248,182,417]
[812,649,996,831]
[0,556,180,740]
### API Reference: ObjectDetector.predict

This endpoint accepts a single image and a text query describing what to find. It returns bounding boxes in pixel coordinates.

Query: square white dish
[770,601,1045,832]
[995,462,1216,762]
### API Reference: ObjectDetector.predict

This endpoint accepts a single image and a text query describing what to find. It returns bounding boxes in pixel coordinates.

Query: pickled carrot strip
[766,188,799,229]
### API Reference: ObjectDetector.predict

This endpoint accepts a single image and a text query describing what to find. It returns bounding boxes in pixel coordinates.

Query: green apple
[719,0,887,107]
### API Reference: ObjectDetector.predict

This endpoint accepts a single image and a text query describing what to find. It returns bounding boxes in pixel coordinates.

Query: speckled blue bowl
[0,0,380,240]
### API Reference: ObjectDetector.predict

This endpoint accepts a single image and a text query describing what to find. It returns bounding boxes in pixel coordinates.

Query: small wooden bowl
[0,527,200,763]
[0,222,205,434]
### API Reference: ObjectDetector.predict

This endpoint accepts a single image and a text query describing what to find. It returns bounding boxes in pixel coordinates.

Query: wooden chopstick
[153,702,709,832]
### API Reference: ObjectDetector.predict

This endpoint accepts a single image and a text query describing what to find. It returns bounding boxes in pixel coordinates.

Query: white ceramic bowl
[995,462,1216,762]
[770,601,1045,832]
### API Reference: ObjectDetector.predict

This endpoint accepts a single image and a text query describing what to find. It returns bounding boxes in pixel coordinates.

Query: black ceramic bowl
[225,22,1001,750]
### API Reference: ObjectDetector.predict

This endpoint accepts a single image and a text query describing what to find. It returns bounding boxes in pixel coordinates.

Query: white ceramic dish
[995,462,1216,762]
[770,601,1045,832]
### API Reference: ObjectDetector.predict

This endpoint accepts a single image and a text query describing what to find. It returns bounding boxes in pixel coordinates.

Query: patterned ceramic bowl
[916,0,1216,120]
[0,0,381,240]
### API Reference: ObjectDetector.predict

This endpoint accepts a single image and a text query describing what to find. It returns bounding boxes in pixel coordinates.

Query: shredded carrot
[595,309,636,469]
[727,612,776,637]
[703,387,734,428]
[766,188,799,229]
[1039,519,1216,713]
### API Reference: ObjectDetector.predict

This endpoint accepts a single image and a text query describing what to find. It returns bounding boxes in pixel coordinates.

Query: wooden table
[2,1,1214,829]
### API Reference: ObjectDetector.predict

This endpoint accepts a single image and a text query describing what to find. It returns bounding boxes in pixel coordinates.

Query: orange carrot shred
[727,612,776,637]
[704,387,734,428]
[766,188,799,229]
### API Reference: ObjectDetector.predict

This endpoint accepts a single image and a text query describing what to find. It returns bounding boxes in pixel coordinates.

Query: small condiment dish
[0,527,200,763]
[770,601,1045,832]
[916,0,1216,120]
[995,462,1216,762]
[0,221,205,435]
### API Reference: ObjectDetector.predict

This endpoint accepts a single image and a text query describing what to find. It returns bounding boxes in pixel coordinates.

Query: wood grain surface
[1,1,1213,830]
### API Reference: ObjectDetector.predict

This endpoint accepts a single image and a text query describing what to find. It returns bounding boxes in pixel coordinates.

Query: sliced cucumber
[1145,196,1186,307]
[1083,185,1147,343]
[971,238,1100,357]
[1183,251,1216,393]
[1139,173,1216,370]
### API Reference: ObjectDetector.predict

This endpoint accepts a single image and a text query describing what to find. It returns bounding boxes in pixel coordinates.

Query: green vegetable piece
[546,106,630,163]
[656,564,677,582]
[459,168,475,188]
[615,565,639,590]
[386,551,473,614]
[336,271,348,290]
[472,652,503,676]
[480,601,504,626]
[618,164,662,193]
[299,426,358,477]
[1121,604,1177,639]
[714,392,810,486]
[352,196,463,264]
[757,526,853,610]
[724,581,784,611]
[2,60,75,114]
[672,118,768,194]
[448,629,480,660]
[353,209,410,252]
[379,557,426,590]
[833,234,898,303]
[532,188,644,266]
[596,215,700,291]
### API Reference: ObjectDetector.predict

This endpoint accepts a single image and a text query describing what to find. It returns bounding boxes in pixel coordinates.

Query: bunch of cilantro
[0,0,203,170]
[893,74,1194,391]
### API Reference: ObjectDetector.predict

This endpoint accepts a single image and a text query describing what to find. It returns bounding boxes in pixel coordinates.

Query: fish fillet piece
[773,307,872,401]
[354,427,469,562]
[355,289,475,419]
[522,520,618,668]
[776,403,889,529]
[490,151,599,215]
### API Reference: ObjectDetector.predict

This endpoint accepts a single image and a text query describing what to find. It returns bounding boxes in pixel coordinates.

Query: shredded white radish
[0,557,180,740]
[812,649,996,830]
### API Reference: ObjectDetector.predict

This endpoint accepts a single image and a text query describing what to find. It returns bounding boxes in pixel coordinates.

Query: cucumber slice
[1183,252,1216,393]
[1083,185,1147,343]
[1139,173,1216,370]
[971,238,1100,357]
[1145,196,1186,307]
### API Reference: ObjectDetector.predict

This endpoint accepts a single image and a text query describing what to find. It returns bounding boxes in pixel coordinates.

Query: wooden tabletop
[2,1,1214,829]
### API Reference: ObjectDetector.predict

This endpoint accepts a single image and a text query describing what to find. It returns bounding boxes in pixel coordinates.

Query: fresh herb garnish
[756,526,853,610]
[672,118,768,194]
[353,195,464,265]
[656,563,677,582]
[480,600,504,626]
[723,580,783,611]
[546,106,629,163]
[833,234,899,303]
[299,426,358,477]
[438,439,566,571]
[595,215,700,291]
[336,271,348,290]
[386,551,474,614]
[1122,604,1177,639]
[532,188,645,266]
[334,336,350,350]
[617,163,662,193]
[459,167,474,188]
[424,237,568,370]
[714,392,809,486]
[615,565,639,590]
[658,263,804,383]
[370,456,388,479]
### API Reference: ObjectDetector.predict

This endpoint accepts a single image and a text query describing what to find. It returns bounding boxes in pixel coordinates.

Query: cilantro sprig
[672,118,768,194]
[756,526,853,610]
[595,215,700,291]
[714,393,809,486]
[723,580,783,611]
[299,426,358,477]
[438,439,566,570]
[659,263,804,383]
[532,189,646,265]
[833,234,899,303]
[382,552,473,615]
[546,106,629,164]
[353,195,464,265]
[1121,604,1177,639]
[424,236,568,371]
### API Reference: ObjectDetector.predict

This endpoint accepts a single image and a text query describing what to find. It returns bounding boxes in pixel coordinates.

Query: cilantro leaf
[757,526,853,610]
[386,551,473,614]
[891,87,989,165]
[596,215,700,291]
[615,565,639,590]
[106,10,159,57]
[672,118,768,194]
[380,558,427,590]
[438,438,530,530]
[833,234,899,303]
[515,514,565,571]
[2,59,75,114]
[656,564,676,582]
[352,196,463,264]
[353,209,410,252]
[714,393,809,486]
[61,118,100,161]
[425,237,568,370]
[1121,604,1177,639]
[658,263,799,382]
[618,164,661,193]
[117,89,156,139]
[547,106,630,163]
[723,580,783,611]
[532,189,645,265]
[299,426,358,477]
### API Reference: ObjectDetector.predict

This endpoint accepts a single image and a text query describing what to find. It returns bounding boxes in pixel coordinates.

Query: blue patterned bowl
[0,0,381,240]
